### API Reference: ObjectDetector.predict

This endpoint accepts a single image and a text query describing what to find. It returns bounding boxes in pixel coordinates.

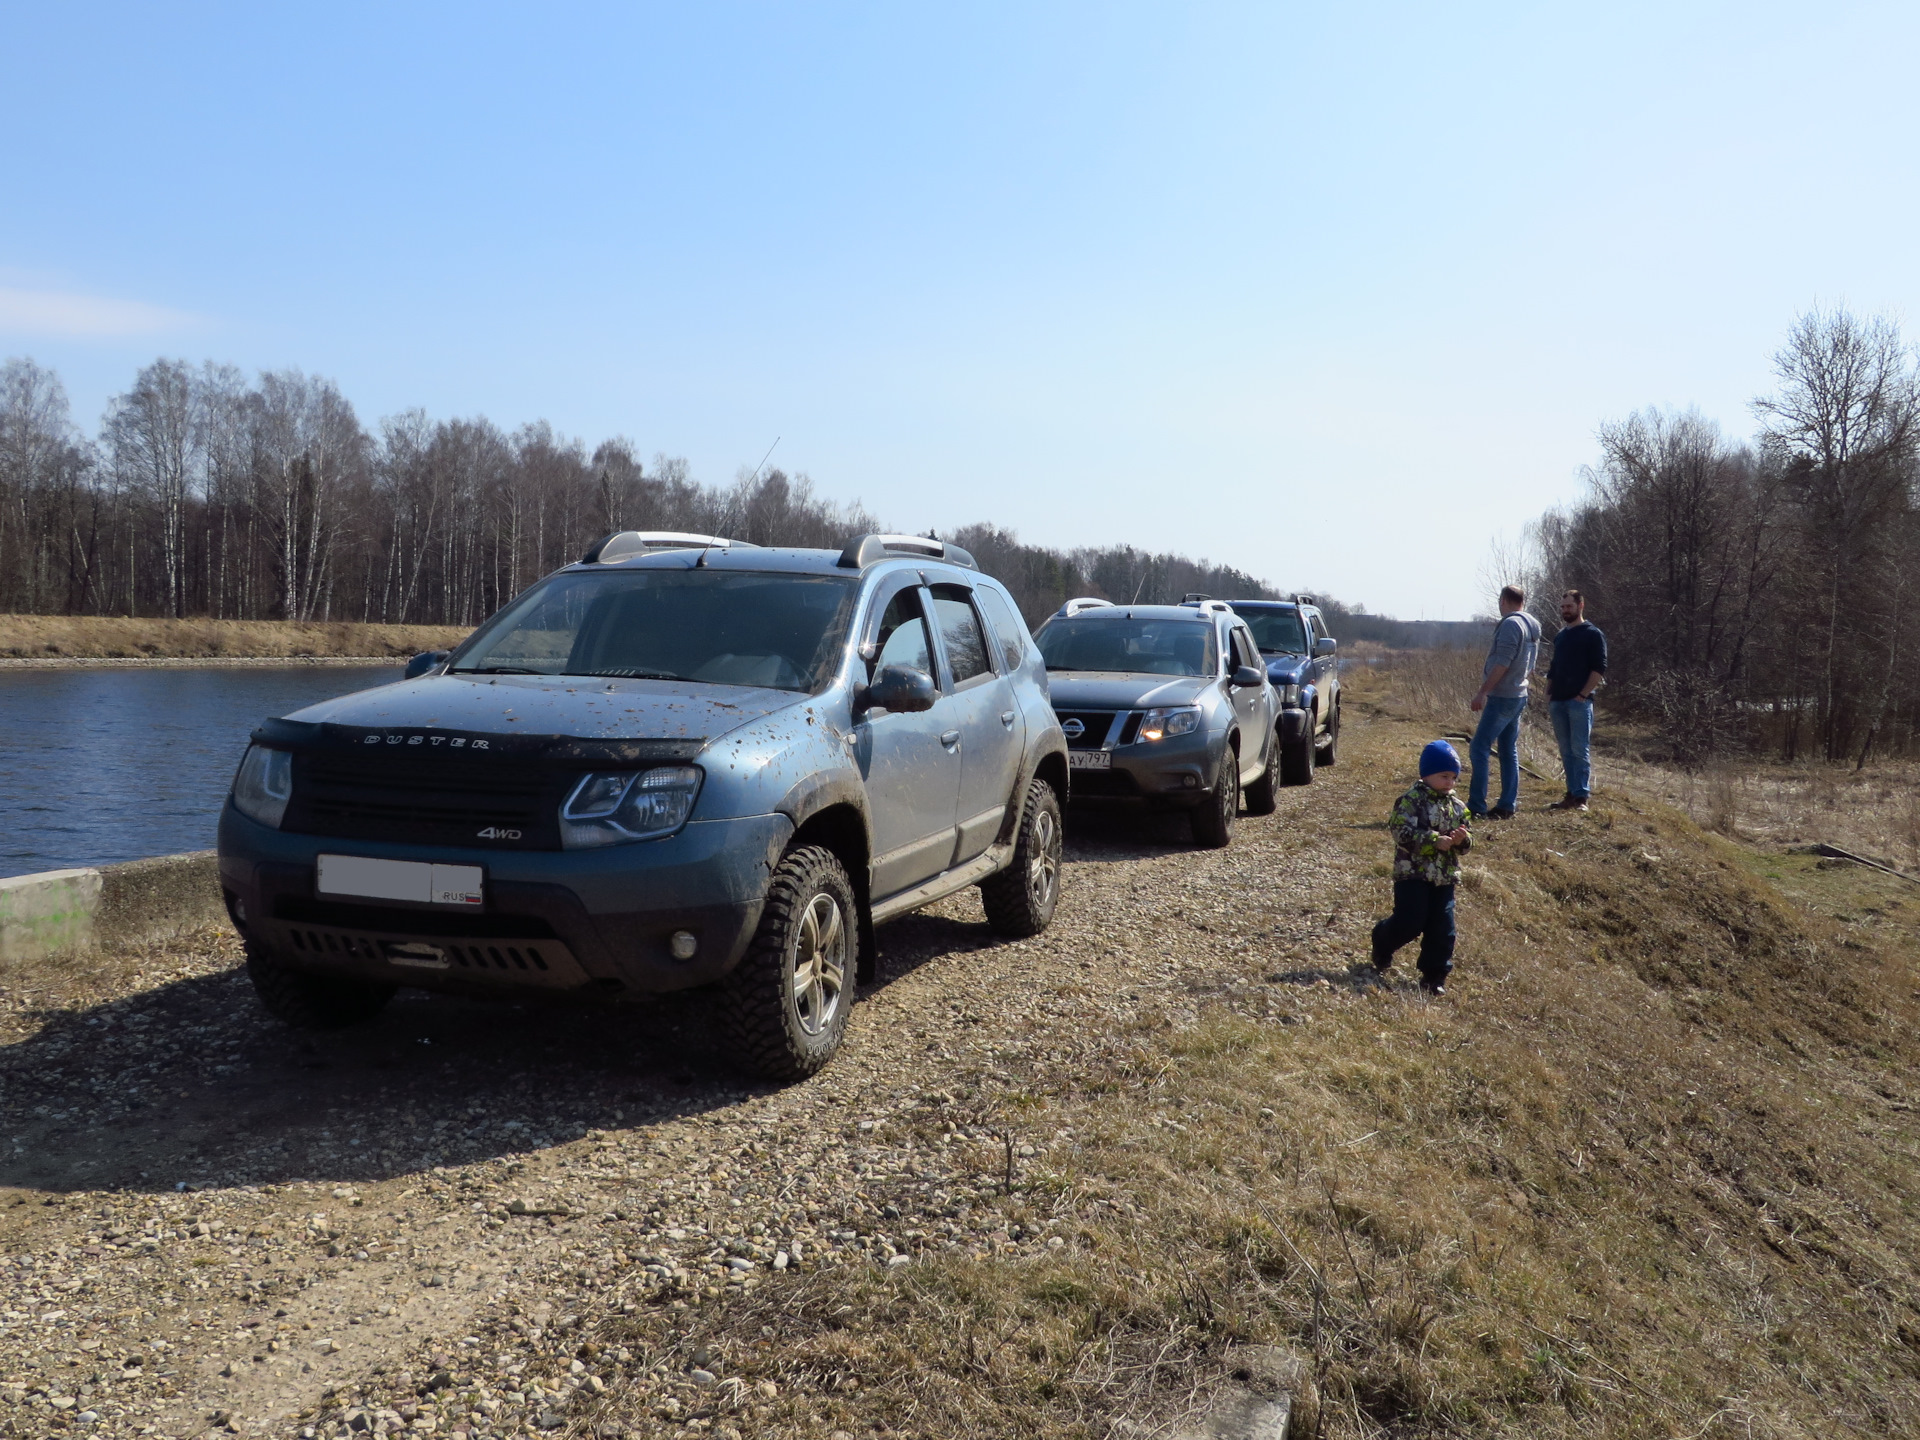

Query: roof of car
[1224,598,1305,611]
[1045,604,1215,623]
[559,546,992,584]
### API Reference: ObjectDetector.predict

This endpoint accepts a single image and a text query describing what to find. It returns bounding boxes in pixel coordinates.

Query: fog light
[669,930,699,961]
[1183,773,1200,788]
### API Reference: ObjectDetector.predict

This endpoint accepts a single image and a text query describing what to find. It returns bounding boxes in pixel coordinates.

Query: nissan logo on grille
[1061,718,1084,738]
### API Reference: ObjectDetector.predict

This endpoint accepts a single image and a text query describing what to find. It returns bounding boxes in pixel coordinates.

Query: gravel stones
[0,780,1373,1437]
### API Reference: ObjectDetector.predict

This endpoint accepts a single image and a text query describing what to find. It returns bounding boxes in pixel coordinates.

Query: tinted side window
[974,587,1029,669]
[1309,613,1329,642]
[930,585,991,683]
[1232,628,1259,670]
[872,589,933,675]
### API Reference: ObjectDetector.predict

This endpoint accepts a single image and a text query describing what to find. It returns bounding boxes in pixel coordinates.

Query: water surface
[0,666,397,878]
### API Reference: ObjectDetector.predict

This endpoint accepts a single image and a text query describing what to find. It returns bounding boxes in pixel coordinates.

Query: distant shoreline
[0,655,402,670]
[0,613,472,665]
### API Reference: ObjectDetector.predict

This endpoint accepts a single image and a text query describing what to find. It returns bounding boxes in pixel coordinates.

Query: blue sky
[5,2,1918,619]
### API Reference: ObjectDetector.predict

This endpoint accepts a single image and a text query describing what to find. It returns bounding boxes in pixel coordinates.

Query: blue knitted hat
[1419,740,1460,777]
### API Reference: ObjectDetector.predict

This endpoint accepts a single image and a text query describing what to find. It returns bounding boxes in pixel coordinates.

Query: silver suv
[1032,599,1278,847]
[218,533,1068,1080]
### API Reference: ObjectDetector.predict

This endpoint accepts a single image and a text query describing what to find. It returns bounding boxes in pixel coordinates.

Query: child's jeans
[1371,878,1456,982]
[1468,694,1526,815]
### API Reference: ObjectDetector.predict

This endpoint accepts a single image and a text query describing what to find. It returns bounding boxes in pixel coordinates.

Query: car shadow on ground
[0,960,763,1197]
[2,809,1213,1198]
[1060,804,1206,862]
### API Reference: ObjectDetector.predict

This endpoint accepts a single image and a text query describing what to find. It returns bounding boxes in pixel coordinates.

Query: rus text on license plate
[316,855,485,907]
[1067,750,1111,770]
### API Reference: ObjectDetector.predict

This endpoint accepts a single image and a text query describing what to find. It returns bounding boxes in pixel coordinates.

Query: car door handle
[1000,711,1016,727]
[940,730,962,747]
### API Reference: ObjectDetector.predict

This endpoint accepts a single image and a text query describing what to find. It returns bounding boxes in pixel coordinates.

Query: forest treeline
[0,354,1460,642]
[1526,308,1920,764]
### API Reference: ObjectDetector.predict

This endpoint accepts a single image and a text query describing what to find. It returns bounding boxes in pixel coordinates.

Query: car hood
[283,672,807,745]
[1264,655,1311,686]
[1044,671,1217,709]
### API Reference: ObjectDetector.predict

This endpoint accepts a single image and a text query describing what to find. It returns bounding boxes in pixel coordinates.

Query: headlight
[560,766,703,848]
[232,745,293,829]
[1282,683,1303,708]
[1139,706,1201,742]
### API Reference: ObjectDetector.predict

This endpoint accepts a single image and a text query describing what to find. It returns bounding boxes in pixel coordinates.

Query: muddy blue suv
[217,533,1068,1079]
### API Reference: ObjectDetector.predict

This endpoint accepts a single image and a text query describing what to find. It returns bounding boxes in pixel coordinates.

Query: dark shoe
[1371,956,1392,975]
[1420,979,1446,996]
[1487,806,1515,820]
[1548,796,1588,812]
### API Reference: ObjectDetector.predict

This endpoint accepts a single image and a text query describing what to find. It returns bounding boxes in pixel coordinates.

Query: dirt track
[0,762,1381,1438]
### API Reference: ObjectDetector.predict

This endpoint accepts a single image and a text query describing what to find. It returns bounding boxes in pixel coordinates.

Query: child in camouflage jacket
[1370,739,1472,994]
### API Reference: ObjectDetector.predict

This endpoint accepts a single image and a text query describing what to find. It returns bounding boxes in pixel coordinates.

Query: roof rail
[1057,597,1115,617]
[1179,597,1235,614]
[1292,592,1316,608]
[836,533,977,570]
[580,531,757,564]
[1182,592,1210,602]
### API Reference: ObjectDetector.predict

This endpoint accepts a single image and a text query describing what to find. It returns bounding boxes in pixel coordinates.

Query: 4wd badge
[476,826,522,841]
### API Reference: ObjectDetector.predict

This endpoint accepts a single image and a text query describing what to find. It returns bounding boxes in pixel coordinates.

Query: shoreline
[0,654,402,670]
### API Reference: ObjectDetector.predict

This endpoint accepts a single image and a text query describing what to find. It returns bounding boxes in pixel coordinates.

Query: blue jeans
[1468,694,1526,815]
[1371,878,1455,981]
[1550,698,1594,800]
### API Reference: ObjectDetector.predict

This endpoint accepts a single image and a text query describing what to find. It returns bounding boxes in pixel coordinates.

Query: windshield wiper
[570,668,684,681]
[452,665,547,675]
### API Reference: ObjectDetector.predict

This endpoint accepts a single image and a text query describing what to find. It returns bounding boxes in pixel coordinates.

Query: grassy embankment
[0,613,471,661]
[582,662,1920,1438]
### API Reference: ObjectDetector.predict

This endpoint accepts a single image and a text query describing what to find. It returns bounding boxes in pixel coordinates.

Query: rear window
[451,569,857,692]
[1035,618,1216,677]
[1241,609,1308,654]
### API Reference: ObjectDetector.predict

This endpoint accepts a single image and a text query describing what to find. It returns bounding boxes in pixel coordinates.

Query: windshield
[451,569,857,692]
[1035,618,1216,677]
[1240,609,1308,654]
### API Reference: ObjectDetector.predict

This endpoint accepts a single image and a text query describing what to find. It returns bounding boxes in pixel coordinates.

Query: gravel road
[0,759,1381,1439]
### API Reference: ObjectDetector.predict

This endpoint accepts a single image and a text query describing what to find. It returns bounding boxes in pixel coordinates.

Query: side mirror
[1313,637,1337,657]
[1230,664,1265,688]
[860,664,937,715]
[404,650,450,679]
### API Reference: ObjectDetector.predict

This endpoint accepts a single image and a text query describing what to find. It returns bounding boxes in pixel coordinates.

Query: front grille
[1055,710,1119,749]
[284,750,567,849]
[286,927,556,973]
[273,920,589,988]
[273,896,557,939]
[1067,768,1140,797]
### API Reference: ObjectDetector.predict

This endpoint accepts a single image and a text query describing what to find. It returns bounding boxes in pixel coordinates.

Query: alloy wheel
[789,892,848,1036]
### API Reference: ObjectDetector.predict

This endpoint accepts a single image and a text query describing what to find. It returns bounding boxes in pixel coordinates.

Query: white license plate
[1068,750,1111,770]
[316,855,484,907]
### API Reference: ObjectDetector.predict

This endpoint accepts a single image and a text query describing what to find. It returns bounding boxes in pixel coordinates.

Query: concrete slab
[0,867,102,964]
[1168,1386,1291,1440]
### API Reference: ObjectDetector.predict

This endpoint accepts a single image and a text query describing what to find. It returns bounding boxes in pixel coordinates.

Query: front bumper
[217,804,794,997]
[1066,727,1223,807]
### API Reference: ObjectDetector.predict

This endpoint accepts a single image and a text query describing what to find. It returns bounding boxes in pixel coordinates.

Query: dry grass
[0,613,471,660]
[571,668,1920,1438]
[1373,648,1562,792]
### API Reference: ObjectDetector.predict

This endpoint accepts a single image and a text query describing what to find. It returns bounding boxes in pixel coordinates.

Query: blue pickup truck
[1224,596,1340,784]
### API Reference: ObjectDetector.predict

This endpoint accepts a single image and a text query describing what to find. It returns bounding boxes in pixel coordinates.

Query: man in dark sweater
[1546,590,1607,811]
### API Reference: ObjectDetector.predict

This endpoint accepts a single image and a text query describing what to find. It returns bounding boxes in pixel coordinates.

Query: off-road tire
[1317,698,1341,766]
[246,944,395,1029]
[1280,715,1317,786]
[980,778,1064,937]
[1190,746,1241,848]
[723,845,857,1081]
[1243,729,1279,815]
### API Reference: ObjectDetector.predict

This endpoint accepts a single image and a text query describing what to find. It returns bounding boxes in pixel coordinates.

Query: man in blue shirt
[1546,590,1608,812]
[1468,585,1541,819]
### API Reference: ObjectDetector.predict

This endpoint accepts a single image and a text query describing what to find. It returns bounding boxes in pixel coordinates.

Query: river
[0,665,399,878]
